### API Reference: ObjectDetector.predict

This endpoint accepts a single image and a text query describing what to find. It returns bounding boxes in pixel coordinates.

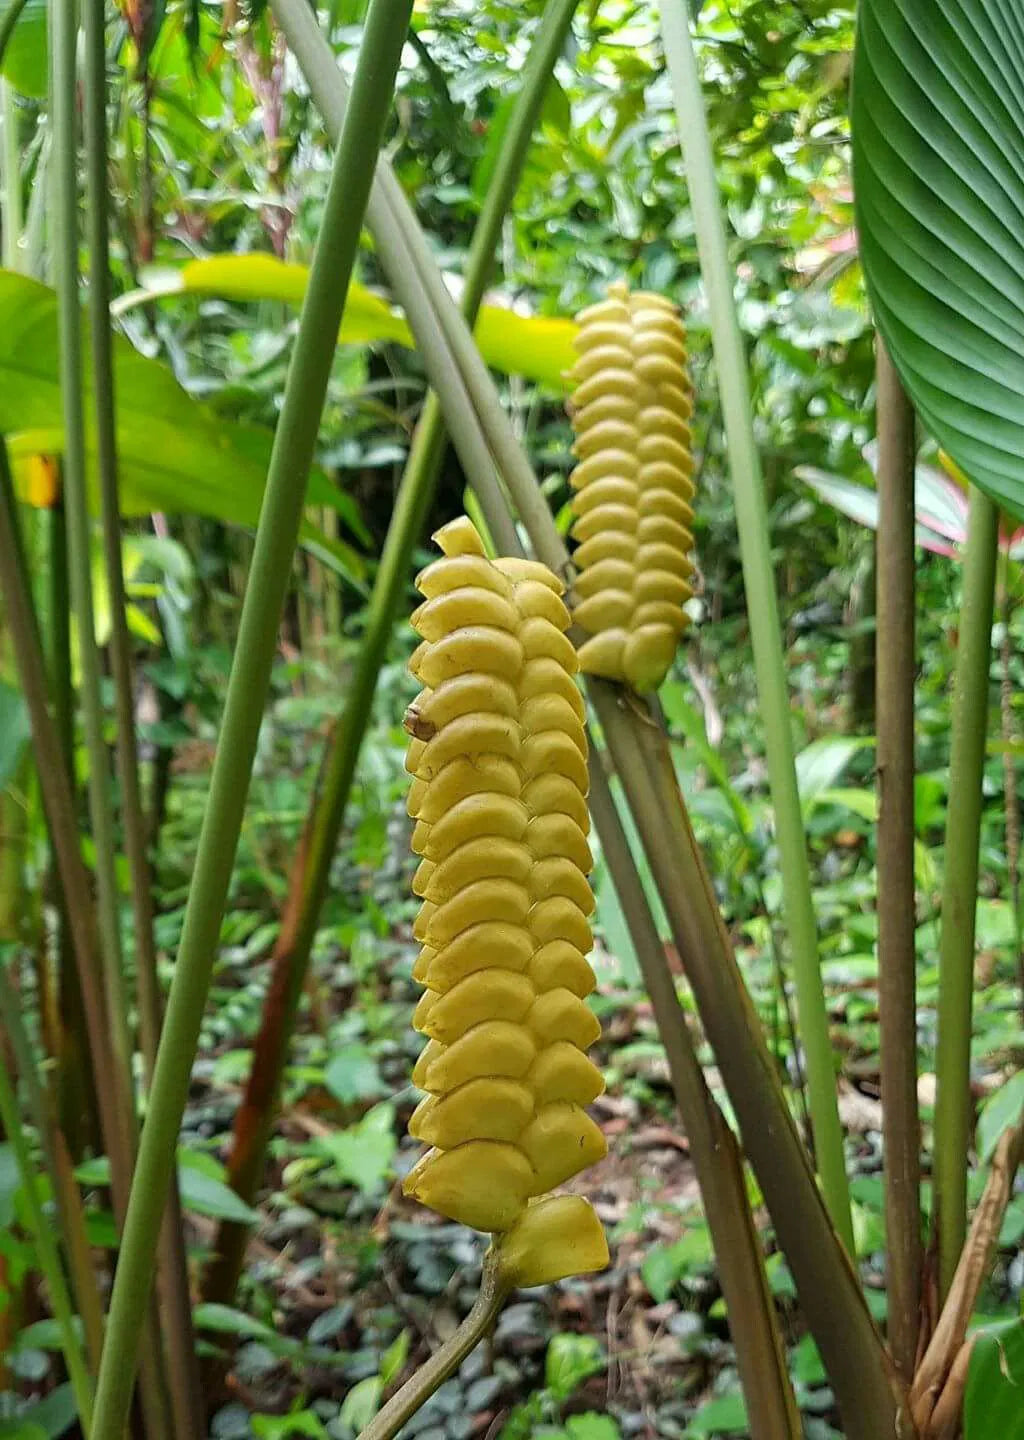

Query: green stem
[0,981,93,1432]
[0,444,133,1213]
[1,80,23,270]
[934,485,998,1300]
[658,0,852,1253]
[81,5,204,1429]
[205,0,580,1308]
[586,756,800,1440]
[50,0,137,1143]
[357,1252,509,1440]
[874,339,921,1377]
[0,960,104,1372]
[87,7,412,1435]
[48,496,93,1161]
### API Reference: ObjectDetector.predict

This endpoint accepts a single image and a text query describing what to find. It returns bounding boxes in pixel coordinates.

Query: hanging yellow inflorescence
[402,516,608,1287]
[568,281,696,693]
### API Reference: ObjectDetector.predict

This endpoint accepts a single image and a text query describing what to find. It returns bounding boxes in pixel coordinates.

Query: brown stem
[875,339,922,1378]
[587,753,800,1439]
[592,686,907,1439]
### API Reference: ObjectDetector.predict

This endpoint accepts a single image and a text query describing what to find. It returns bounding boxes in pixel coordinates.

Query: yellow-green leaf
[0,270,365,583]
[115,254,579,392]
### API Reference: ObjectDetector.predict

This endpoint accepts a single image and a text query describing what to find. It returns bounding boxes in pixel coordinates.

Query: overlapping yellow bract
[568,282,696,693]
[402,517,608,1284]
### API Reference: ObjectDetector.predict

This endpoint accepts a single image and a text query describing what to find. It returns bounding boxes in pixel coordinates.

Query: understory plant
[0,1,1018,1439]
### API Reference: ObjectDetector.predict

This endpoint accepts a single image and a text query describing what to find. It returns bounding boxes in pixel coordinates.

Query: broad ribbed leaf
[852,0,1024,513]
[0,271,365,580]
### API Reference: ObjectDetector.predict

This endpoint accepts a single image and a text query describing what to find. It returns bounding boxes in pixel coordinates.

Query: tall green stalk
[50,0,136,1108]
[81,6,203,1430]
[874,340,921,1377]
[0,447,130,1201]
[0,983,93,1431]
[658,0,852,1253]
[0,962,104,1371]
[87,7,413,1435]
[205,0,580,1308]
[934,485,998,1300]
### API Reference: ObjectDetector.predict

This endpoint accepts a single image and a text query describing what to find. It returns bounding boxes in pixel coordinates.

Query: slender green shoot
[0,983,94,1431]
[80,5,204,1429]
[87,6,414,1434]
[874,340,921,1376]
[50,0,136,1096]
[658,0,852,1252]
[206,0,580,1307]
[0,959,105,1369]
[934,484,999,1299]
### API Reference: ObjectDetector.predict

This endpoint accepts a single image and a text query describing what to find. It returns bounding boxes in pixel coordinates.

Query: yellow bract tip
[495,1195,609,1288]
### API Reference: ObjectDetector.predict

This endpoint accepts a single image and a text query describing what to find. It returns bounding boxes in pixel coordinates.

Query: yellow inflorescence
[568,281,696,693]
[402,516,608,1284]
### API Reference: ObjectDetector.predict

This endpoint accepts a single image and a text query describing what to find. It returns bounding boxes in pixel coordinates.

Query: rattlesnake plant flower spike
[568,281,696,693]
[403,516,608,1286]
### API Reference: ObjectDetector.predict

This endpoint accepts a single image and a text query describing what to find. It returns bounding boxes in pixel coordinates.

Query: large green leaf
[852,0,1024,513]
[0,271,364,580]
[964,1320,1024,1440]
[0,0,47,99]
[115,254,579,391]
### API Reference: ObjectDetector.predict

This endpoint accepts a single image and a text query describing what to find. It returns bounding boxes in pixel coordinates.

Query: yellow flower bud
[568,281,696,692]
[403,517,608,1273]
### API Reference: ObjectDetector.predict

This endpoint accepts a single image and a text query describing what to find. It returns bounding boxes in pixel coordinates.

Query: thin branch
[658,0,852,1252]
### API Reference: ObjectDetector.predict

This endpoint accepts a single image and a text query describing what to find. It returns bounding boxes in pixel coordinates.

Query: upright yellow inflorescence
[568,281,696,693]
[402,516,608,1286]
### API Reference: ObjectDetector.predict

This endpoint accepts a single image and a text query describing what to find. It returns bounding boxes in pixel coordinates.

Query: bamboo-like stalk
[87,8,413,1435]
[0,965,104,1371]
[271,12,901,1431]
[658,0,852,1253]
[50,0,137,1116]
[934,486,998,1300]
[204,0,581,1310]
[0,1002,93,1430]
[586,754,800,1440]
[874,340,922,1378]
[49,5,174,1429]
[48,496,94,1159]
[0,448,133,1209]
[80,5,204,1429]
[0,447,175,1436]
